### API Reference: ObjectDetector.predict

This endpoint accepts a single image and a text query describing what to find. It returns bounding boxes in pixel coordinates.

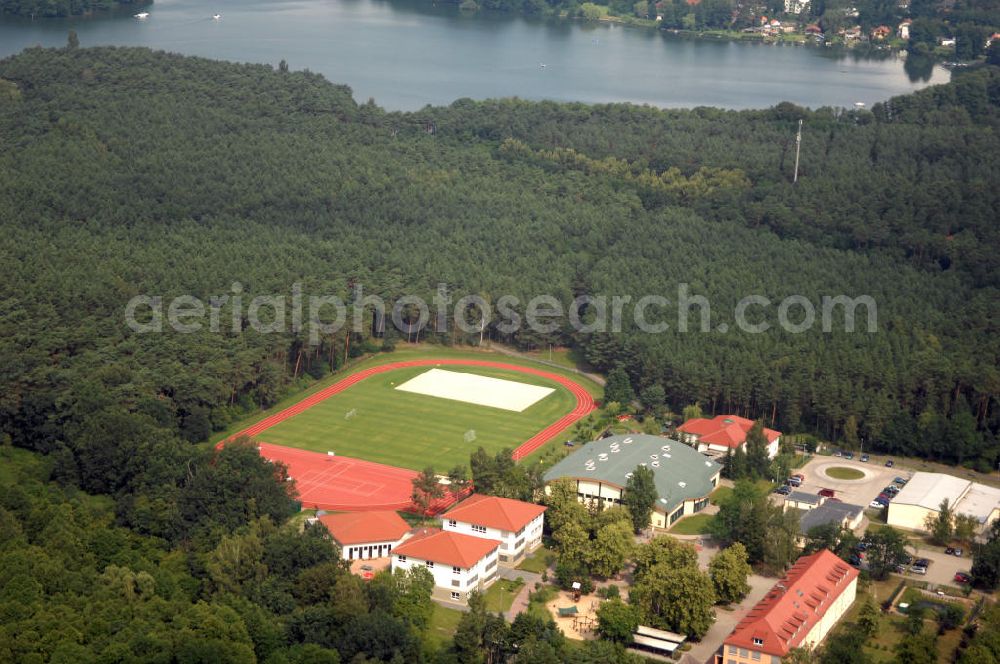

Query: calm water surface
[0,0,950,110]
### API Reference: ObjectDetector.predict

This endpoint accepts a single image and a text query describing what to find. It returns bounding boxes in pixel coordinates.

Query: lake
[0,0,950,111]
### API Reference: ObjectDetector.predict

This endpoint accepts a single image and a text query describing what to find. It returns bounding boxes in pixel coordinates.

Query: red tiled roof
[393,528,500,568]
[318,511,410,546]
[444,494,546,532]
[723,550,859,657]
[678,415,781,448]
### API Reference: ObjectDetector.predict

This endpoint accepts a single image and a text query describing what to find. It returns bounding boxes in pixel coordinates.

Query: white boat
[212,13,221,19]
[539,62,547,68]
[134,11,149,18]
[854,101,866,108]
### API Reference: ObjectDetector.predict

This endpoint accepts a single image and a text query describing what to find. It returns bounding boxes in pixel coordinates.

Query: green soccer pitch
[256,364,578,472]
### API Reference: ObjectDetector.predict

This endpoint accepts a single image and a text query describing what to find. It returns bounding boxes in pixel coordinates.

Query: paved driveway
[686,572,776,664]
[798,456,908,508]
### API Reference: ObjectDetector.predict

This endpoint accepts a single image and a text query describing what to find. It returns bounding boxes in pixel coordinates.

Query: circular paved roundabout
[816,462,874,482]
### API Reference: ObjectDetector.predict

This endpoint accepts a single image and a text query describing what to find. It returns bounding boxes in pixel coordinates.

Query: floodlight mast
[793,119,803,184]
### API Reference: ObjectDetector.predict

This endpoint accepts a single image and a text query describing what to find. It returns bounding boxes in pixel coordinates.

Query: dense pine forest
[1,47,997,469]
[0,44,998,661]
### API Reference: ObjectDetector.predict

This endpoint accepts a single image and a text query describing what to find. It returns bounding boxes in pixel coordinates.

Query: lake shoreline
[0,0,950,112]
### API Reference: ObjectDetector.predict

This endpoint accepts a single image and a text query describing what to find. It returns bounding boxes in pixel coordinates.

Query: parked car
[774,485,792,495]
[856,542,869,551]
[945,547,956,555]
[884,485,900,495]
[788,476,802,487]
[885,459,895,467]
[954,572,972,584]
[791,473,805,481]
[844,452,855,460]
[564,440,575,447]
[833,450,842,457]
[860,454,870,462]
[915,558,931,567]
[870,499,887,508]
[819,488,836,497]
[912,565,928,575]
[894,476,908,485]
[878,493,891,502]
[902,555,914,565]
[827,497,843,503]
[953,548,964,557]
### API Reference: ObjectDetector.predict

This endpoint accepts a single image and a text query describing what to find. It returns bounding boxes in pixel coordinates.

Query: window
[467,575,478,586]
[753,638,764,646]
[426,561,434,569]
[740,649,749,658]
[472,524,487,534]
[771,657,781,664]
[728,646,737,654]
[451,592,460,600]
[752,652,761,661]
[451,580,461,587]
[452,566,461,574]
[397,555,406,563]
[448,520,457,528]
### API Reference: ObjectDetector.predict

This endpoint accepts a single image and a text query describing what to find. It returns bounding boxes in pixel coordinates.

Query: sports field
[253,362,581,472]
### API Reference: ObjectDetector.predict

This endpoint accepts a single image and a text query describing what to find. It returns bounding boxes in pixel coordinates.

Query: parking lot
[797,456,904,508]
[795,455,972,587]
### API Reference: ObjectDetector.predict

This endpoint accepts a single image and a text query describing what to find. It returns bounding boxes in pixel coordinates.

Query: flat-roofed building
[887,472,1000,535]
[543,434,722,530]
[716,550,859,664]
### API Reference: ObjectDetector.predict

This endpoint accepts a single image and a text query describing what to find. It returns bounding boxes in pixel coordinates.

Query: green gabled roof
[543,434,722,512]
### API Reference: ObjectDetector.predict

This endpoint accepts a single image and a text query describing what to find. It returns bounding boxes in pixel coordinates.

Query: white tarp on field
[394,368,554,412]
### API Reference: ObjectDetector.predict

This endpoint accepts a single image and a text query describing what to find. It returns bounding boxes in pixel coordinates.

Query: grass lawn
[425,604,464,649]
[832,579,968,663]
[825,466,866,480]
[669,513,715,535]
[516,546,555,574]
[217,346,601,471]
[483,578,524,613]
[710,485,733,505]
[260,363,574,472]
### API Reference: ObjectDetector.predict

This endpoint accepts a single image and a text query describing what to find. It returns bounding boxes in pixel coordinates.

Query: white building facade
[391,529,501,604]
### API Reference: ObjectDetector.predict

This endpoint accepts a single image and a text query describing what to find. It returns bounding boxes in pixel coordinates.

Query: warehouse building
[887,472,1000,534]
[543,434,722,529]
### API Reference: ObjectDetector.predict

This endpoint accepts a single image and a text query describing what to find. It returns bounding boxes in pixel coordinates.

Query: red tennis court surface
[230,359,597,513]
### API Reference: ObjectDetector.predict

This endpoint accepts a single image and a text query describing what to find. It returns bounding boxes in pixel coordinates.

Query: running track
[227,359,596,512]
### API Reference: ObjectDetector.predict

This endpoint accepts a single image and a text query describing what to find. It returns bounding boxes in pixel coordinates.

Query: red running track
[228,359,596,512]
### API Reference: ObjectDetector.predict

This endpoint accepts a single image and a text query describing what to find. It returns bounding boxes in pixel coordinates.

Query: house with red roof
[318,510,411,561]
[716,550,858,664]
[678,415,781,459]
[391,527,501,605]
[442,494,546,566]
[871,25,892,40]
